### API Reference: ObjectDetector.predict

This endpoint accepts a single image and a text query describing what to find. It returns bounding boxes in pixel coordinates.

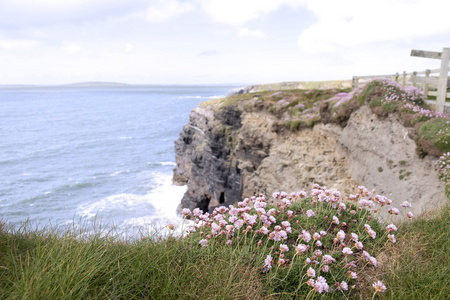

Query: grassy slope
[0,204,448,299]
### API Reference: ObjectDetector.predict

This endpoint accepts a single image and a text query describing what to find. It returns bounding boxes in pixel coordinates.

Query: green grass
[373,204,450,300]
[418,117,450,152]
[1,195,448,299]
[0,221,263,299]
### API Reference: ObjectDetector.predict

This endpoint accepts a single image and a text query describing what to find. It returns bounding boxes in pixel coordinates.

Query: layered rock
[173,91,447,217]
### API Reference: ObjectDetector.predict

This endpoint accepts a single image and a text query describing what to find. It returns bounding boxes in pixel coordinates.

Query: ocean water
[0,85,234,236]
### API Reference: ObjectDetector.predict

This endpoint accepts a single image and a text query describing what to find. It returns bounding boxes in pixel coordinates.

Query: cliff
[173,81,448,217]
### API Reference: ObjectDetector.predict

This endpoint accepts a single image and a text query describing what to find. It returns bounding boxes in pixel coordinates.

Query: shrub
[436,152,450,198]
[418,117,450,152]
[183,184,413,298]
[369,97,383,108]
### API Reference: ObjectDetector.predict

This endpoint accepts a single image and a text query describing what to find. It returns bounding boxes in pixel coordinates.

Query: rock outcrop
[173,88,447,217]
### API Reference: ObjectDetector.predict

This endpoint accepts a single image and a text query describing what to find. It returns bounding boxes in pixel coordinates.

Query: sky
[0,0,449,85]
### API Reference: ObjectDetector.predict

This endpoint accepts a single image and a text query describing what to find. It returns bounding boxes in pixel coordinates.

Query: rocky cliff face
[173,89,447,217]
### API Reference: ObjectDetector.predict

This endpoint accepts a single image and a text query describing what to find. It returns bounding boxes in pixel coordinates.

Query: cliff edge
[173,80,448,217]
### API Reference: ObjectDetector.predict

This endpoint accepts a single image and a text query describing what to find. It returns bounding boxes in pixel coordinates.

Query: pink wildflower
[321,265,329,272]
[182,208,191,216]
[388,207,400,215]
[407,211,414,218]
[199,239,208,247]
[226,239,232,246]
[336,230,346,242]
[315,240,322,247]
[332,216,339,224]
[298,190,307,198]
[274,230,287,241]
[322,255,336,264]
[313,232,321,241]
[193,208,202,217]
[342,247,353,255]
[372,281,386,293]
[386,224,398,232]
[281,221,291,228]
[307,267,316,278]
[264,255,273,270]
[354,241,363,250]
[401,201,412,208]
[259,226,269,235]
[338,281,348,291]
[351,233,359,242]
[349,194,358,201]
[306,209,315,217]
[314,276,329,293]
[301,230,311,243]
[279,244,289,252]
[254,201,266,209]
[234,219,244,229]
[368,256,377,267]
[348,271,357,279]
[228,215,238,223]
[295,244,308,254]
[219,220,228,228]
[388,234,396,243]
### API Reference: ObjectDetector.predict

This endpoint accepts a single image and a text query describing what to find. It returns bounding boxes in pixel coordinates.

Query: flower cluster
[436,152,450,183]
[181,184,412,296]
[410,106,450,124]
[364,78,424,105]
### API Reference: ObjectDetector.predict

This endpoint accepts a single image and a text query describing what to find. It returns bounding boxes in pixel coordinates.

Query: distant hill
[0,82,131,89]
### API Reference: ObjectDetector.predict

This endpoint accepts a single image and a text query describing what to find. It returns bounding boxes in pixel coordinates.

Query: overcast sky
[0,0,449,85]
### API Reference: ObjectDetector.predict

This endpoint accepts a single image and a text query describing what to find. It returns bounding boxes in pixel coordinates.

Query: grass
[371,204,449,300]
[1,188,448,299]
[418,117,450,152]
[0,221,263,299]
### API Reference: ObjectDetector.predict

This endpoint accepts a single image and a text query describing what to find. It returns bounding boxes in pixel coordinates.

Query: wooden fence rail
[352,47,450,113]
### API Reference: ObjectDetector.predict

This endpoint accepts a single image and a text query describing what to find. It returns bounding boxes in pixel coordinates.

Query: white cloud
[297,0,450,53]
[0,39,38,50]
[237,28,266,38]
[61,42,82,55]
[0,1,151,28]
[125,43,135,52]
[198,50,220,56]
[201,0,305,25]
[146,0,194,22]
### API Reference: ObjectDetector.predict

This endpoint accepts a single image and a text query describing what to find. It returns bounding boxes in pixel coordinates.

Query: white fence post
[436,48,450,113]
[410,48,450,113]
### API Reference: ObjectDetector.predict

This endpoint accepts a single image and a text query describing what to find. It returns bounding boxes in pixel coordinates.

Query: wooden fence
[352,48,450,113]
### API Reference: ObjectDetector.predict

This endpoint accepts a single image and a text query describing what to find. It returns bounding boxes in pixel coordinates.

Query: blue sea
[0,84,235,235]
